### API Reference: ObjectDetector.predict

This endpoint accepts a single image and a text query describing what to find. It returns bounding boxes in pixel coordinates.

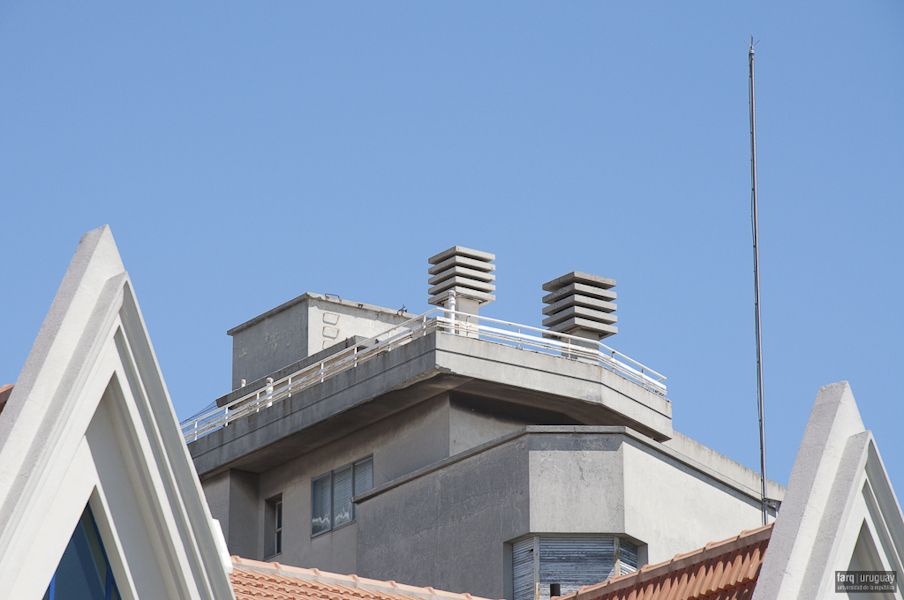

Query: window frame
[265,494,283,559]
[311,456,373,537]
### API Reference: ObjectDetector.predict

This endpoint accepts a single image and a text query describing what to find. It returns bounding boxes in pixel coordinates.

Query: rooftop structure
[185,247,784,600]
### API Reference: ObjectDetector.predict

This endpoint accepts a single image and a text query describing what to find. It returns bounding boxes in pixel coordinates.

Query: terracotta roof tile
[0,384,13,416]
[230,557,499,600]
[555,525,772,600]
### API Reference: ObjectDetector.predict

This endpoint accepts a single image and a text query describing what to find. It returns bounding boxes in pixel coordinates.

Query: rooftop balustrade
[180,308,666,443]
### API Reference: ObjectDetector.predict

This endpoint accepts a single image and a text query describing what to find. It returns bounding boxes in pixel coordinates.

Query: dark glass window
[44,504,120,600]
[275,499,283,554]
[265,494,284,557]
[311,456,373,536]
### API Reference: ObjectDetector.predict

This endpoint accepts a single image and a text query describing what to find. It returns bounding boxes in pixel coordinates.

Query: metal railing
[180,308,666,443]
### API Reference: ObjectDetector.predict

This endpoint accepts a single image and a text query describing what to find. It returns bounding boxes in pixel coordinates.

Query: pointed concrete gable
[0,226,234,599]
[753,382,904,600]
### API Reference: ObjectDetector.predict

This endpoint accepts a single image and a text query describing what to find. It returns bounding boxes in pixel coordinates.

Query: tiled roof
[231,556,498,600]
[0,384,13,416]
[557,524,772,600]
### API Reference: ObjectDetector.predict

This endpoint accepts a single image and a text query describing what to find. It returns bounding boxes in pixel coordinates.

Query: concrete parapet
[427,246,496,315]
[542,272,617,341]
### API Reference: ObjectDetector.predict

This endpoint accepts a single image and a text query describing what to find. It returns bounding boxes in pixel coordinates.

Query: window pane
[332,467,353,527]
[353,458,373,520]
[47,505,119,600]
[312,475,331,534]
[275,500,283,554]
[354,458,373,495]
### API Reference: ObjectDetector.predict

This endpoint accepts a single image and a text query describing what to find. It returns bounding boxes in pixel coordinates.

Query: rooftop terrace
[181,307,667,445]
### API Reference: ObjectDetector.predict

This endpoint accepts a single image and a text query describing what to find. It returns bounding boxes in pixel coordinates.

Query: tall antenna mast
[748,36,768,526]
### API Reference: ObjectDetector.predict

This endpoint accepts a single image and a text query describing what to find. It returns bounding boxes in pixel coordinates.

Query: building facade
[186,248,785,600]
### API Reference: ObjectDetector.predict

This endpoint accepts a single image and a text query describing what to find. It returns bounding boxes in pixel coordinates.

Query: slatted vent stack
[427,246,496,316]
[542,271,617,342]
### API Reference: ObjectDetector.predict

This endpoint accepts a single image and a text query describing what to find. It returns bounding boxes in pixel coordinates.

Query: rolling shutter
[513,536,636,600]
[332,466,353,527]
[539,537,617,600]
[513,538,536,600]
[618,539,638,573]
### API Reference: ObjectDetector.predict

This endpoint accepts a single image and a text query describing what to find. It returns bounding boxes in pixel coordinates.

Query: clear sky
[2,2,902,493]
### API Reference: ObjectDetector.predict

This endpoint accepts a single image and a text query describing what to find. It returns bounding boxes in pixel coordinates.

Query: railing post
[448,290,456,335]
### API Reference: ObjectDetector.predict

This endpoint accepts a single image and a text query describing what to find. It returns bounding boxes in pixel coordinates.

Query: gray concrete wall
[306,297,414,358]
[661,430,786,501]
[228,294,417,391]
[191,331,677,477]
[356,436,532,599]
[201,469,261,560]
[621,436,769,562]
[199,390,556,574]
[352,427,783,599]
[230,299,309,390]
[202,471,230,540]
[448,398,532,455]
[235,393,458,571]
[528,434,626,534]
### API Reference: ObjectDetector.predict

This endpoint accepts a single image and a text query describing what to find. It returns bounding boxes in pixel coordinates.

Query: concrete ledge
[355,425,784,506]
[190,330,673,476]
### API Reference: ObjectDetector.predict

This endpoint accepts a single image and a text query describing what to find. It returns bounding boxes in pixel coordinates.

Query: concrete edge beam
[428,276,496,296]
[427,255,496,275]
[542,294,616,316]
[542,271,616,293]
[428,265,496,286]
[355,425,779,507]
[542,282,617,305]
[542,305,618,328]
[429,246,496,265]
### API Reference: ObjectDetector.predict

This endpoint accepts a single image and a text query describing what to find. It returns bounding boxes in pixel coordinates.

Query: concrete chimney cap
[428,246,495,265]
[542,271,615,293]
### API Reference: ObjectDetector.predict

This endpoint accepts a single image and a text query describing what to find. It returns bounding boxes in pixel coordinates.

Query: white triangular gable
[753,381,904,600]
[0,226,234,600]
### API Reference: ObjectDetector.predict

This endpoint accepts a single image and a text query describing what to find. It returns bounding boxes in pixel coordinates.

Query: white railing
[180,308,666,443]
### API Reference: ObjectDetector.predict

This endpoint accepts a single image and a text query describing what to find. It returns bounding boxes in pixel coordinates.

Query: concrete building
[184,247,786,600]
[5,230,901,600]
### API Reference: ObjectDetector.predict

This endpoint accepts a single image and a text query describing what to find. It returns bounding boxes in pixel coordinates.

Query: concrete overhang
[189,331,673,478]
[354,426,785,542]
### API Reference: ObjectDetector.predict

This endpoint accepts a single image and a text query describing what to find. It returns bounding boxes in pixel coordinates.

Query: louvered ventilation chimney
[427,246,495,317]
[542,272,617,346]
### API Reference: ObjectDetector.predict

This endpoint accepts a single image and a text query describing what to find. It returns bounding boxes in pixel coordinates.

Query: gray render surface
[191,327,783,600]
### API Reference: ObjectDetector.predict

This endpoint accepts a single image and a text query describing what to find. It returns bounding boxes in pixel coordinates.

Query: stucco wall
[622,437,770,562]
[356,436,531,599]
[230,300,309,390]
[352,427,779,599]
[528,434,626,534]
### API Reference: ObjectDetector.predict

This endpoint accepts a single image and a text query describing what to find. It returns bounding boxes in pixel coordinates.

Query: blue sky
[2,2,902,492]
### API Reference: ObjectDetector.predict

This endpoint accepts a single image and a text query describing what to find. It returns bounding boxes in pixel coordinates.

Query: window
[311,456,373,536]
[265,494,283,558]
[44,503,121,600]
